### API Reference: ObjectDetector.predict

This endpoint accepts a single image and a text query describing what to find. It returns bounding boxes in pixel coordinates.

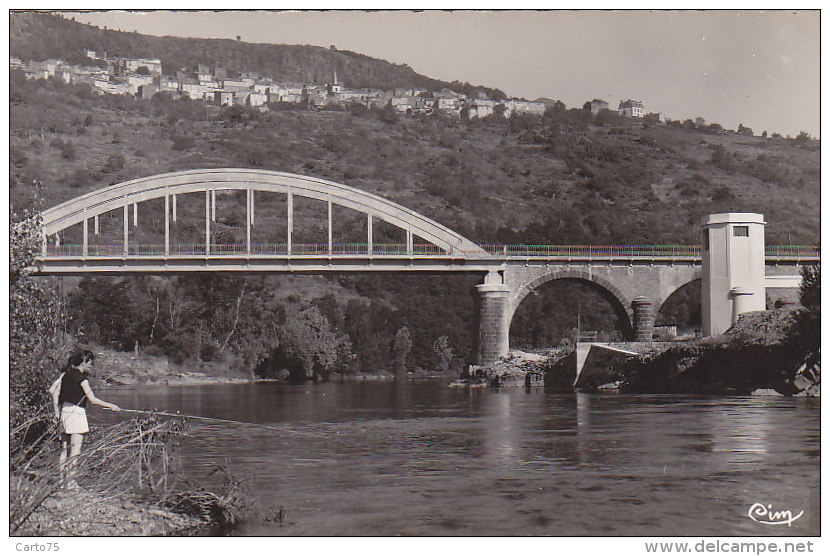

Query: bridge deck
[35,243,817,274]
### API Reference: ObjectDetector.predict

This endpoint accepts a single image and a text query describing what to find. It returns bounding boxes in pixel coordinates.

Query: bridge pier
[631,296,655,341]
[475,271,511,365]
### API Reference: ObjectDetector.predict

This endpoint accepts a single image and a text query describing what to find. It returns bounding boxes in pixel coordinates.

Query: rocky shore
[460,308,819,397]
[454,349,569,388]
[618,309,820,396]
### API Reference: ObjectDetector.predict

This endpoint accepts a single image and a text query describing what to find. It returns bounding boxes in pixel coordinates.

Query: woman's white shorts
[60,403,89,435]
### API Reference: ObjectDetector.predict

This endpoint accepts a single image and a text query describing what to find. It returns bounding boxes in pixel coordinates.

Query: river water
[97,380,820,536]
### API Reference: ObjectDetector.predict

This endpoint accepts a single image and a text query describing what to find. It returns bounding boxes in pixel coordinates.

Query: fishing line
[119,408,287,432]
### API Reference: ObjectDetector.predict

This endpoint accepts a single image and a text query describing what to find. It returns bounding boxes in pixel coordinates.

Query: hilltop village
[11,50,663,122]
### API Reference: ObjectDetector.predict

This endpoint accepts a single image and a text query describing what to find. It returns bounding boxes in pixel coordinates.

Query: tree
[432,335,453,373]
[392,326,412,375]
[275,306,351,381]
[736,123,754,136]
[135,65,151,75]
[784,261,820,385]
[793,131,811,146]
[10,208,65,427]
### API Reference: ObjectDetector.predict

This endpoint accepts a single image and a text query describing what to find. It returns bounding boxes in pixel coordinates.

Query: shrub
[171,134,196,151]
[60,141,76,160]
[101,153,125,173]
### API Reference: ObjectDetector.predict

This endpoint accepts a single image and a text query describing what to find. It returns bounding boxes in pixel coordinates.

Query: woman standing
[48,349,121,487]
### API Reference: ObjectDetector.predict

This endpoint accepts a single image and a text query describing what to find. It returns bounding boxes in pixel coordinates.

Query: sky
[68,10,820,138]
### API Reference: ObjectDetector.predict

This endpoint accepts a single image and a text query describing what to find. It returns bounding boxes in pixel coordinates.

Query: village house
[336,88,370,105]
[306,88,329,108]
[644,112,665,124]
[587,99,609,114]
[248,91,268,107]
[197,64,211,82]
[155,75,180,92]
[367,90,393,109]
[501,99,546,117]
[127,74,154,94]
[199,78,220,88]
[221,78,248,90]
[213,90,234,107]
[467,98,495,119]
[137,83,159,99]
[181,81,210,100]
[233,89,250,105]
[618,99,644,118]
[391,97,410,113]
[125,57,162,75]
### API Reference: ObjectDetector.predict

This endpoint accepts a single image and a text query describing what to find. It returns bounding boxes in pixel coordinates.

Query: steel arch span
[40,168,485,256]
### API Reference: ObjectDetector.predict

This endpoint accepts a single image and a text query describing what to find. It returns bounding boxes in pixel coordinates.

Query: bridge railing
[765,245,821,259]
[477,244,702,258]
[40,243,820,261]
[42,243,451,257]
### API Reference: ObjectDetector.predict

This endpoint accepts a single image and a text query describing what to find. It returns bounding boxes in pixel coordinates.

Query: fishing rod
[119,408,286,432]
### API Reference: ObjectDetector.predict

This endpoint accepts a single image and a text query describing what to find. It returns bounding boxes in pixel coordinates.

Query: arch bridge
[36,169,818,365]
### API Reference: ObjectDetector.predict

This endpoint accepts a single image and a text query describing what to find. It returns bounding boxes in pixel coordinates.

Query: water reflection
[97,382,820,536]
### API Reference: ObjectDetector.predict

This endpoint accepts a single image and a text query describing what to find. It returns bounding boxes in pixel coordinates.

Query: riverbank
[16,485,208,536]
[462,308,819,396]
[92,345,254,387]
[93,344,450,388]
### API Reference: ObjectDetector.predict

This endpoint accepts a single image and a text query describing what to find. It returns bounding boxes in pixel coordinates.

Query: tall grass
[10,407,245,534]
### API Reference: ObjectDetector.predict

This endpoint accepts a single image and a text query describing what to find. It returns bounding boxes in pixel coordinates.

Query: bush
[171,134,196,151]
[101,153,125,173]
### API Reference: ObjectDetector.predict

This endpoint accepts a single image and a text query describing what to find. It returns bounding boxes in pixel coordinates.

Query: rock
[751,388,784,397]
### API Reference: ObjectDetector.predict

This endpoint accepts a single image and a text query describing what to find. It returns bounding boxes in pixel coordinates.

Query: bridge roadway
[35,243,816,274]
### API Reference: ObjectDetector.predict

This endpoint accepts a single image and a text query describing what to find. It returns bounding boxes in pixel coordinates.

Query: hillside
[10,73,820,246]
[9,16,820,373]
[10,12,505,98]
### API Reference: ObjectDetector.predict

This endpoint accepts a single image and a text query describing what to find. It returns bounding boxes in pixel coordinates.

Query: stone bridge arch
[505,266,636,339]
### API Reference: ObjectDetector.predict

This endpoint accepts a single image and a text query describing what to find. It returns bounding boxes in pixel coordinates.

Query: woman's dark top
[58,367,89,408]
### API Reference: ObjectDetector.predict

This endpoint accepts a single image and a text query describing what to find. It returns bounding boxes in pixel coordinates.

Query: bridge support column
[287,190,293,255]
[246,188,251,254]
[164,194,170,256]
[631,296,654,342]
[367,213,373,255]
[123,204,128,256]
[475,272,511,365]
[82,215,88,257]
[205,190,210,256]
[327,198,332,254]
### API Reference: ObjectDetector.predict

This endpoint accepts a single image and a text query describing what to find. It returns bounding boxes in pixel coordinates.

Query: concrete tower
[701,213,767,336]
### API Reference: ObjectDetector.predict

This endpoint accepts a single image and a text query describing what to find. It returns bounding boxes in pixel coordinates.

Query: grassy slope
[11,78,820,248]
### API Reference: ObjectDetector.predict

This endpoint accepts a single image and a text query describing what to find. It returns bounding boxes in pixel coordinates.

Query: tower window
[733,226,749,237]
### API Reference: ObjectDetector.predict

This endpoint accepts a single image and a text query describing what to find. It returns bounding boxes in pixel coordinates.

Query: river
[96,380,820,536]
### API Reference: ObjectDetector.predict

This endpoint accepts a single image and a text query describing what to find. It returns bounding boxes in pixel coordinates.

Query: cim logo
[747,503,804,527]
